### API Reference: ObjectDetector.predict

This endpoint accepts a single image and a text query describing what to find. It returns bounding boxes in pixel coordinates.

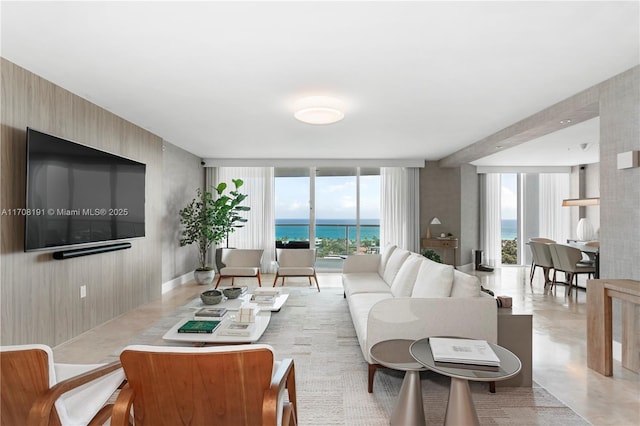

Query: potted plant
[179,179,250,285]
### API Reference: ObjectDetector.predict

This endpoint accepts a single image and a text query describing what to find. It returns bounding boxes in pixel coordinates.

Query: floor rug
[127,284,589,425]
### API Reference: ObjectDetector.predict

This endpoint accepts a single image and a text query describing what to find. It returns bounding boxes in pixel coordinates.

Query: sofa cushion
[451,270,481,297]
[343,273,392,298]
[411,259,454,298]
[390,254,424,297]
[377,244,397,277]
[382,248,411,286]
[347,292,394,359]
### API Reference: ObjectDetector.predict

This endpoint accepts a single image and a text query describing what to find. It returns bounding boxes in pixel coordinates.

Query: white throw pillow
[450,269,481,297]
[377,244,397,277]
[382,248,411,286]
[411,258,454,298]
[390,254,424,297]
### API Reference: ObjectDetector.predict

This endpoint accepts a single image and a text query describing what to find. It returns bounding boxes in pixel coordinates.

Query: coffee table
[369,339,428,426]
[410,337,521,426]
[162,311,272,344]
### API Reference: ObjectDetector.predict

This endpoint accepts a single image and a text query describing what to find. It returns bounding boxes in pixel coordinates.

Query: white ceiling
[1,1,638,166]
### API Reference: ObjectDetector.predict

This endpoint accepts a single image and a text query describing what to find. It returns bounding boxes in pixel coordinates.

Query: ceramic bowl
[200,289,223,305]
[223,287,243,299]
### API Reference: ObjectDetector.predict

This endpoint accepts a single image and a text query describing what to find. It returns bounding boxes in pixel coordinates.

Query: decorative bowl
[200,289,223,305]
[223,287,243,299]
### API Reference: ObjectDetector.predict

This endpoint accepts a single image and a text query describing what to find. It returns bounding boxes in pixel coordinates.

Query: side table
[369,339,428,426]
[410,337,521,426]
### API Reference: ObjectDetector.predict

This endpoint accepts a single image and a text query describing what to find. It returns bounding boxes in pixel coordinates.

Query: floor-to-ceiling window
[275,167,380,270]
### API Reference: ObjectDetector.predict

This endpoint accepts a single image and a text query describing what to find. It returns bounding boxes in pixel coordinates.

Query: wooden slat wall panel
[1,58,163,346]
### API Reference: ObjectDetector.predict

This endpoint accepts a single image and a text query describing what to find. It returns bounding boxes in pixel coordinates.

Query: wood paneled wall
[1,58,163,346]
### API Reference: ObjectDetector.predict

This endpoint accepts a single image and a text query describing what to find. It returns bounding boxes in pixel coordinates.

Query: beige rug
[128,282,589,425]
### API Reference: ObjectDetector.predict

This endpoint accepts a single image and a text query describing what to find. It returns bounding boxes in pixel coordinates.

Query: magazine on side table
[429,337,501,369]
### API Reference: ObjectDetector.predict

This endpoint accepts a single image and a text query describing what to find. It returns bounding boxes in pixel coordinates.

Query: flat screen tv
[25,128,146,252]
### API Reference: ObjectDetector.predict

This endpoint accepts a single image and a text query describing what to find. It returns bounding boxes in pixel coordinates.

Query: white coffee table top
[162,311,272,344]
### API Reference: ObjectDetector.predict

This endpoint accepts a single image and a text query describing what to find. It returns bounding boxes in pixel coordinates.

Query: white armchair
[273,248,320,292]
[0,344,125,426]
[215,248,264,288]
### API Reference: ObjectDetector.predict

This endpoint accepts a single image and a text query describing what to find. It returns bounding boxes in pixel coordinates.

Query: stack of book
[250,294,276,304]
[429,337,500,371]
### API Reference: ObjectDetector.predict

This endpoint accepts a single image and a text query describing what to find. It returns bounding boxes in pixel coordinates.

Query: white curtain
[480,173,502,267]
[539,173,570,244]
[207,167,276,272]
[380,167,420,252]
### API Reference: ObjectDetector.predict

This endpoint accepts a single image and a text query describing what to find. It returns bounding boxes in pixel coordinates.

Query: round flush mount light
[294,96,345,125]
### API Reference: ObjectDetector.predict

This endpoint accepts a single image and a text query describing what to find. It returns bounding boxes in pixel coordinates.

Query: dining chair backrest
[530,237,556,244]
[552,244,587,273]
[530,241,554,268]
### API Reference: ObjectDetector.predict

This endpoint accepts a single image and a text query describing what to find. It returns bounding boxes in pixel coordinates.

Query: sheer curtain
[480,173,502,267]
[539,173,570,243]
[380,167,420,252]
[206,167,276,272]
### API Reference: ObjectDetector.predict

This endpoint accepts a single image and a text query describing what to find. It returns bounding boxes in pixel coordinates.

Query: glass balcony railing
[275,222,380,258]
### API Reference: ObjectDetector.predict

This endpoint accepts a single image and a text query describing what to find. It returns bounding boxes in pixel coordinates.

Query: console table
[421,238,458,266]
[587,279,640,375]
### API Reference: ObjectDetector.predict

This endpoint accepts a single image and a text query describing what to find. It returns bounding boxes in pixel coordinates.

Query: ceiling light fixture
[560,119,572,125]
[294,96,345,125]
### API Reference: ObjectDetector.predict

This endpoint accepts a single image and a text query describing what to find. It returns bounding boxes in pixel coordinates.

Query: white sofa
[342,244,497,392]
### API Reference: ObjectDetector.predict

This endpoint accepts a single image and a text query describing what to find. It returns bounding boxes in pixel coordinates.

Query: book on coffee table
[194,307,227,318]
[429,337,500,367]
[218,322,255,336]
[177,320,221,334]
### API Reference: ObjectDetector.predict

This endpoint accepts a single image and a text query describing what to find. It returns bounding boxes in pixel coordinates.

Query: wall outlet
[80,285,87,299]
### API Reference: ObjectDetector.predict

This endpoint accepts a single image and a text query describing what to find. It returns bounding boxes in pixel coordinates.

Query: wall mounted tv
[25,128,146,252]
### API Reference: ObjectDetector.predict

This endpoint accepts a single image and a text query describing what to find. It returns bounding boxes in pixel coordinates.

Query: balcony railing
[275,223,380,257]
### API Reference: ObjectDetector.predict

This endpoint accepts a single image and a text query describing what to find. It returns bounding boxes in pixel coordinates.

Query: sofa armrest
[365,297,497,362]
[342,254,381,273]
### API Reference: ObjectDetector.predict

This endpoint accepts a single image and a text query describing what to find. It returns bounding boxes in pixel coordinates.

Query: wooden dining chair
[111,344,297,426]
[0,344,125,426]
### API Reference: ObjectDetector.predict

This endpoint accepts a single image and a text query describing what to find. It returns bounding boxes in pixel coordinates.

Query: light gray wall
[599,67,640,280]
[1,59,163,346]
[161,141,204,283]
[420,162,478,266]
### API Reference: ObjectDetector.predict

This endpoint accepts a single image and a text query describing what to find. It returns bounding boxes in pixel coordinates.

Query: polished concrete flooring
[54,267,639,425]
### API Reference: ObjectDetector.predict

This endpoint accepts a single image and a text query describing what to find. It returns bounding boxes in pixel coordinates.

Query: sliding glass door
[275,167,380,270]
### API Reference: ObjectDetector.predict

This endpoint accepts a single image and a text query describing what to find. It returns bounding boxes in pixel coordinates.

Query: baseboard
[162,271,194,294]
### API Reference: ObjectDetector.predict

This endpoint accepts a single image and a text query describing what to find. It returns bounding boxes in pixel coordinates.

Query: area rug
[127,283,589,426]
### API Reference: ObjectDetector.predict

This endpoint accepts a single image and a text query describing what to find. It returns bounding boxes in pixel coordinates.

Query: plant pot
[223,287,243,299]
[200,289,223,305]
[194,269,215,285]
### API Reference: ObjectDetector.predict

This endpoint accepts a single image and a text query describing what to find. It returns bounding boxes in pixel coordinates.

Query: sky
[275,175,380,220]
[501,173,517,220]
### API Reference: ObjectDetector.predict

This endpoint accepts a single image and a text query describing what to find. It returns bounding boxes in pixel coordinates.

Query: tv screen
[25,128,146,251]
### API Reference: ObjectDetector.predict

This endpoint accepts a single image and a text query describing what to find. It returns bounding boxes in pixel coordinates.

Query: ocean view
[275,218,518,241]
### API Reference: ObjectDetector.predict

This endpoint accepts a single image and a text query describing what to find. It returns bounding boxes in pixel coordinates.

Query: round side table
[410,337,521,426]
[369,339,428,426]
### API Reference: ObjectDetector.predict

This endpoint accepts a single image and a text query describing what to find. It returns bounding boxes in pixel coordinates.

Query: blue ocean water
[276,218,380,241]
[501,219,517,240]
[275,218,517,241]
